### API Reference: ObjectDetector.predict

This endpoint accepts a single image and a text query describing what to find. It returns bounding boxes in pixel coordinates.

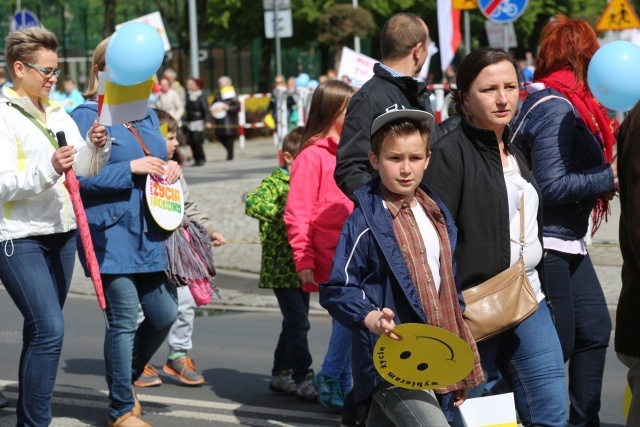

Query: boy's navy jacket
[319,177,461,417]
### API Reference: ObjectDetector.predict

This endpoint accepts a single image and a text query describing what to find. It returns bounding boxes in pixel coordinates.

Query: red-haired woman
[511,14,618,426]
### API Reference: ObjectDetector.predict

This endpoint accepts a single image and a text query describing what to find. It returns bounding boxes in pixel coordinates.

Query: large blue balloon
[106,22,164,86]
[308,79,319,90]
[588,41,640,111]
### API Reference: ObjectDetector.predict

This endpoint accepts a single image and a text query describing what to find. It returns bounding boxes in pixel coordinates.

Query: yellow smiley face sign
[373,323,474,390]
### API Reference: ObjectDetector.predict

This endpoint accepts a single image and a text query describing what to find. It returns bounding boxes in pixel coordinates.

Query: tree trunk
[103,0,116,39]
[320,44,331,76]
[258,40,273,93]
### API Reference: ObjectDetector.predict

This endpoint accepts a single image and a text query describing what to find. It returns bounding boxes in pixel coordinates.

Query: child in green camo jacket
[245,127,317,402]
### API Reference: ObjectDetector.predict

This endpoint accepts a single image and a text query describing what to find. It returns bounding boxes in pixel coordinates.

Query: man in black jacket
[335,13,437,201]
[616,100,640,427]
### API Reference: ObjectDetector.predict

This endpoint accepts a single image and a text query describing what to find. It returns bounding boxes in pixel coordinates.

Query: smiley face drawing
[373,323,474,390]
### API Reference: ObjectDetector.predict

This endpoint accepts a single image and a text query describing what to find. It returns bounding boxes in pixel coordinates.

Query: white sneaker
[295,372,318,402]
[269,369,296,395]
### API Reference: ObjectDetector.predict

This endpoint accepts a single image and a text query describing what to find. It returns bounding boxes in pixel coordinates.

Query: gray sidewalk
[3,136,624,319]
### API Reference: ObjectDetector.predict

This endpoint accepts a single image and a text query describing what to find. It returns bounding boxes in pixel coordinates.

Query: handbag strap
[125,121,150,156]
[9,102,59,149]
[511,158,525,260]
[518,192,525,260]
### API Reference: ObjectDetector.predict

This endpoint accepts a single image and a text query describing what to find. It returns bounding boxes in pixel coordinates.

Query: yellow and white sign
[373,323,474,390]
[146,174,184,231]
[459,393,517,427]
[453,0,478,10]
[97,71,153,126]
[597,0,640,31]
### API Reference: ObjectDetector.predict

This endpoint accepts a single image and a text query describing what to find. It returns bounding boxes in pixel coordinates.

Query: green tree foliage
[5,0,640,86]
[317,5,376,69]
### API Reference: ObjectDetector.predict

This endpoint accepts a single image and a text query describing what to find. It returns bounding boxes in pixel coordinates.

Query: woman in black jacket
[212,76,239,161]
[425,47,566,426]
[184,77,212,166]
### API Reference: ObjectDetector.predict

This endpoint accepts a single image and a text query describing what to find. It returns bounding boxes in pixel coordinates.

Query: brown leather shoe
[107,412,150,427]
[132,386,141,418]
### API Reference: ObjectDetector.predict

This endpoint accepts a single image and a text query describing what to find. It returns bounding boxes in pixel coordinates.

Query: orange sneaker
[134,364,162,387]
[162,356,205,386]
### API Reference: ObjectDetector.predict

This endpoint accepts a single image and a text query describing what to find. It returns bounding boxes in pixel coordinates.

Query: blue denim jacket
[71,101,169,275]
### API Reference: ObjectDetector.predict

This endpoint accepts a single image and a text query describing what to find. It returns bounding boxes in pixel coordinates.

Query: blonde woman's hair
[83,37,110,100]
[5,26,58,78]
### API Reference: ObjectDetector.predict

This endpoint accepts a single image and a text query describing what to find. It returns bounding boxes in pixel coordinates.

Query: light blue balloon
[295,73,310,88]
[308,79,319,90]
[588,40,640,111]
[106,22,165,86]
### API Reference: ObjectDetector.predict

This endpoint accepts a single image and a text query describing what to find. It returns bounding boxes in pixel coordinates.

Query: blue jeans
[475,300,567,427]
[367,382,449,427]
[103,273,177,421]
[544,251,611,427]
[272,288,312,383]
[321,318,352,392]
[0,231,76,427]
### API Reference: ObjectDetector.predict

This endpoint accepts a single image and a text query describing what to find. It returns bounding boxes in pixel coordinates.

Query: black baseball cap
[371,104,436,137]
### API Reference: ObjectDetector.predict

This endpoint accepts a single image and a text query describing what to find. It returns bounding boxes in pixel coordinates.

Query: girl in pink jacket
[285,80,355,291]
[284,80,354,411]
[284,80,354,412]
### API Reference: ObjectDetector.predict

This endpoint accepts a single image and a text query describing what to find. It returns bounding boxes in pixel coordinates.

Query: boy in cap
[319,105,483,425]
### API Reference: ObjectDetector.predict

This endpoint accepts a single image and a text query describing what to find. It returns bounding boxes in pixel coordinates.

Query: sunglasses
[25,62,62,79]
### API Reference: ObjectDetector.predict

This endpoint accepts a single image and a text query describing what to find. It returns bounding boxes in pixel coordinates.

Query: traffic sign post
[478,0,528,23]
[596,0,640,32]
[478,0,527,51]
[264,9,293,39]
[9,9,39,32]
[263,0,293,77]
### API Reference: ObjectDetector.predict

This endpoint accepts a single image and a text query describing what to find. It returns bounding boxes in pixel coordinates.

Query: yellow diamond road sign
[453,0,478,10]
[596,0,640,31]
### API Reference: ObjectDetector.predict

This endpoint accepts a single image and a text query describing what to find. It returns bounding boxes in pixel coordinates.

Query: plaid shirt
[380,185,484,392]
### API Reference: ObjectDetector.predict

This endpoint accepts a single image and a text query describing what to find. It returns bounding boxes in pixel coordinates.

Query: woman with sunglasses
[0,27,109,426]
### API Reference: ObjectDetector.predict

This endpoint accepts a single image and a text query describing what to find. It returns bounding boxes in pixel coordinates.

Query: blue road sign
[9,9,39,32]
[478,0,528,23]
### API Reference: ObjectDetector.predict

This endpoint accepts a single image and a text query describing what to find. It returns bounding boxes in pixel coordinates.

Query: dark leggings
[544,250,612,427]
[218,135,235,160]
[187,130,206,164]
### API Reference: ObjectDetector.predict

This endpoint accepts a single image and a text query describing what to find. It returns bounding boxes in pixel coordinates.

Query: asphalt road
[0,293,339,427]
[0,292,629,427]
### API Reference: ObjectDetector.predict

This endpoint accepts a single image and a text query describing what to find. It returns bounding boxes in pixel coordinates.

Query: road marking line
[0,381,338,422]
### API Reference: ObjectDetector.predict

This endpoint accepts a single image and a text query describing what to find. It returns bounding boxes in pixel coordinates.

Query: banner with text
[337,47,377,88]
